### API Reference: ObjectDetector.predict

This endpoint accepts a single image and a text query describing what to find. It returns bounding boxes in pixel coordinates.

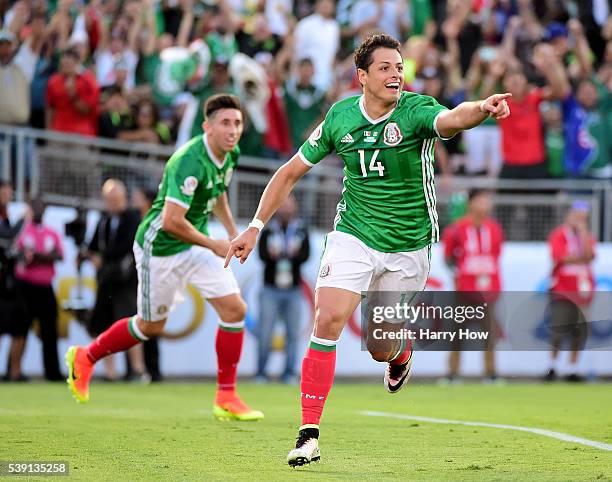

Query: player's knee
[221,300,247,324]
[314,308,345,339]
[137,317,166,338]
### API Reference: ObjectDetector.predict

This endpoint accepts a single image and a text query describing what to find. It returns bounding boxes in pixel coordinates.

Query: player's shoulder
[397,91,440,110]
[166,136,205,173]
[326,95,361,120]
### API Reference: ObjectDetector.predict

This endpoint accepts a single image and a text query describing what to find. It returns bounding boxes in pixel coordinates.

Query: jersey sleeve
[297,109,335,166]
[164,152,204,209]
[408,94,450,140]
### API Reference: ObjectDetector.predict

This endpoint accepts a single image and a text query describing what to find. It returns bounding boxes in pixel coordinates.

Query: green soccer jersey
[299,91,448,253]
[136,135,239,257]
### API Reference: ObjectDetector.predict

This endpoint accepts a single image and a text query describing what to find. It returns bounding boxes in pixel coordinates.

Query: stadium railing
[1,124,610,241]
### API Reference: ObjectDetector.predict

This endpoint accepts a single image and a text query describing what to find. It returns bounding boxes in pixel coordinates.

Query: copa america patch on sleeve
[181,176,198,196]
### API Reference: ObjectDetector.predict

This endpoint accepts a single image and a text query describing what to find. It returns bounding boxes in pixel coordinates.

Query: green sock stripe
[219,324,243,333]
[309,341,336,352]
[128,317,145,341]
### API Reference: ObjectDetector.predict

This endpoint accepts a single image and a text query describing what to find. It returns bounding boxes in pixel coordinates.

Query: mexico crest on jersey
[181,176,198,196]
[383,122,402,146]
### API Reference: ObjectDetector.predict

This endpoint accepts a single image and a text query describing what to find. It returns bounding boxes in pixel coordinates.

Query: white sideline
[360,411,612,452]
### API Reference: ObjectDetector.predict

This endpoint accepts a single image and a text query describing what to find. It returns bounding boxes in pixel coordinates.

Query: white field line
[360,410,612,452]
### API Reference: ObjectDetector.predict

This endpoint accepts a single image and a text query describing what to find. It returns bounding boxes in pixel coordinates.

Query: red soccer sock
[215,321,245,392]
[390,338,413,366]
[87,316,148,364]
[300,336,337,428]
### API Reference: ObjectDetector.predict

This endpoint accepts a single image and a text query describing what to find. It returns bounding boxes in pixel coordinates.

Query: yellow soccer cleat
[65,346,94,403]
[213,392,264,421]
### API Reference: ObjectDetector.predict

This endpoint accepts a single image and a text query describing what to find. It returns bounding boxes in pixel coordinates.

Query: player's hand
[224,227,259,268]
[210,239,231,258]
[480,93,511,120]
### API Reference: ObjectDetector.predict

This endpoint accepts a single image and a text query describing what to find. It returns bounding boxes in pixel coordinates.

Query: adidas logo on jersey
[340,133,354,143]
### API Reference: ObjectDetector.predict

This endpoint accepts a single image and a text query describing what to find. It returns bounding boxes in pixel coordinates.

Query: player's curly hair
[353,34,402,72]
[205,94,242,119]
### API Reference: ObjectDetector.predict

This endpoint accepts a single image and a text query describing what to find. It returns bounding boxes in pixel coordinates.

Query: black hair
[204,94,242,119]
[353,34,402,72]
[468,188,491,202]
[0,179,12,189]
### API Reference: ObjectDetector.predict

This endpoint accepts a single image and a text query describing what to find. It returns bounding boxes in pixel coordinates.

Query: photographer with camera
[0,180,29,381]
[81,179,144,381]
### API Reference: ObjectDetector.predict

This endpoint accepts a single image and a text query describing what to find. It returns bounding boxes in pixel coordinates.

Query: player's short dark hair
[468,188,492,202]
[353,34,402,72]
[204,94,242,119]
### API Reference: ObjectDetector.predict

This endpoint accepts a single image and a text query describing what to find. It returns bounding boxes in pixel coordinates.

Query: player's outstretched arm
[224,154,311,267]
[162,200,229,257]
[436,93,512,138]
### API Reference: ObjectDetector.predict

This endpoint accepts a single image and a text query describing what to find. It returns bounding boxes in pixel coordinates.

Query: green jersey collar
[359,95,396,125]
[202,134,228,169]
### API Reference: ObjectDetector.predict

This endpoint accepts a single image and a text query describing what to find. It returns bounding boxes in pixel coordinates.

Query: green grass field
[1,381,611,481]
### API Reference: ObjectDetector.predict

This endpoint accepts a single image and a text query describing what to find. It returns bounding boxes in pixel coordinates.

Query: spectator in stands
[95,16,140,90]
[0,180,29,382]
[236,13,284,60]
[117,99,171,145]
[0,26,39,127]
[46,46,99,137]
[98,86,133,139]
[131,185,163,382]
[541,101,565,178]
[293,0,340,90]
[14,199,64,381]
[442,189,504,382]
[546,201,596,382]
[82,179,143,380]
[556,20,612,179]
[348,0,410,43]
[256,195,310,384]
[493,43,571,178]
[281,57,326,150]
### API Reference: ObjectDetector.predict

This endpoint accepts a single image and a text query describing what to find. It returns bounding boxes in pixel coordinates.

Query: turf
[1,381,611,481]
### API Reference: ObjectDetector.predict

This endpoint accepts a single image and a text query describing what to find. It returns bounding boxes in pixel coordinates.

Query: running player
[66,94,263,422]
[225,34,511,463]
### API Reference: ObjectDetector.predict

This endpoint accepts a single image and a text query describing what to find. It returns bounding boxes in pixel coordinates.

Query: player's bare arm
[162,200,229,257]
[224,155,310,267]
[212,192,239,239]
[436,93,512,138]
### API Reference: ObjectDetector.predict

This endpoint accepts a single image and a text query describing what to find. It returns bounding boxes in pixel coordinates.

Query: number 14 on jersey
[358,149,385,177]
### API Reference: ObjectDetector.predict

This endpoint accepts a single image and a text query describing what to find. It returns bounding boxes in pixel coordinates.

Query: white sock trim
[300,424,320,431]
[130,316,149,341]
[218,320,245,329]
[310,335,338,347]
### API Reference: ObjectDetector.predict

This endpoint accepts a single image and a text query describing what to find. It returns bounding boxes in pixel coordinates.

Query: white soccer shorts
[315,231,430,294]
[133,243,240,322]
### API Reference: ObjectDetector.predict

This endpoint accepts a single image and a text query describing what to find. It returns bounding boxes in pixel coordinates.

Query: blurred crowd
[0,0,611,178]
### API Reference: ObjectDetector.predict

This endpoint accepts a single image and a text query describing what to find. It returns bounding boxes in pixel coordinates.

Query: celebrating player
[225,34,511,465]
[66,94,263,422]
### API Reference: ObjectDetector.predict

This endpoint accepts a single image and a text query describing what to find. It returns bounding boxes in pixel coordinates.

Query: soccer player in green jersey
[65,94,263,422]
[226,35,511,464]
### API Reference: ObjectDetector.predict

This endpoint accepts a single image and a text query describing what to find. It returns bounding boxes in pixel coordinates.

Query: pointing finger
[224,247,234,268]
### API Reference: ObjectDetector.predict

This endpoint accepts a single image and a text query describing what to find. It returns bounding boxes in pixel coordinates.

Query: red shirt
[497,88,545,165]
[443,217,504,300]
[549,225,596,305]
[46,70,99,136]
[15,222,63,286]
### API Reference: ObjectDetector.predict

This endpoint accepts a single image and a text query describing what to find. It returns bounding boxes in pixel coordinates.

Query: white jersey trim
[297,149,314,167]
[359,95,395,124]
[165,196,190,209]
[421,139,439,244]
